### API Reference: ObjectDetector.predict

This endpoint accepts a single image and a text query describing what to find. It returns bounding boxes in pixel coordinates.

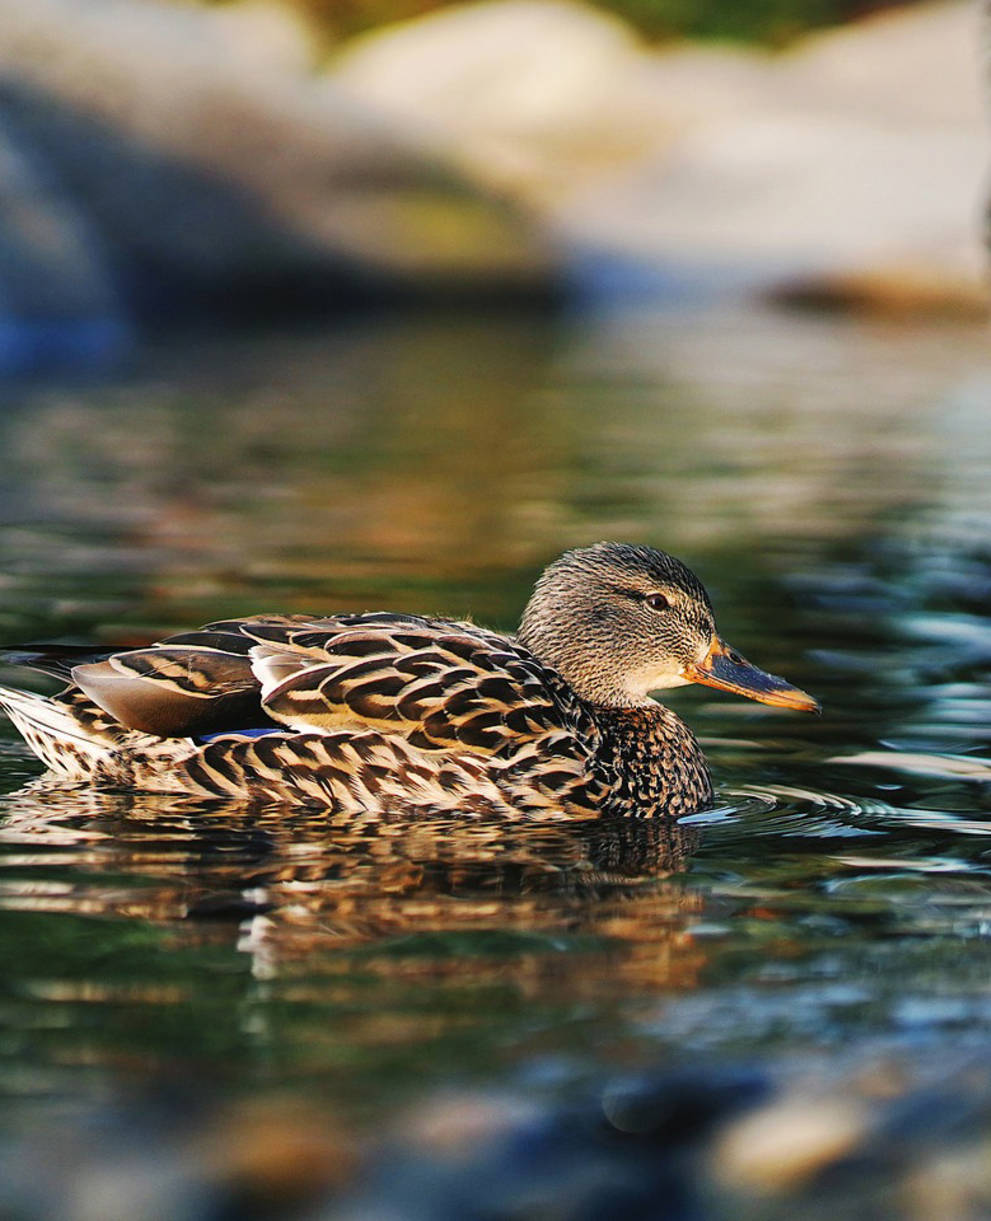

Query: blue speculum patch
[194,727,282,744]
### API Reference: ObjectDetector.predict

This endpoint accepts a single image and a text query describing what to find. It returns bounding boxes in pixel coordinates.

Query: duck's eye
[644,593,670,611]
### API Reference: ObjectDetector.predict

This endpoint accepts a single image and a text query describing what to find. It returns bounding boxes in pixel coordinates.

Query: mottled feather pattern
[0,685,164,781]
[106,645,256,697]
[1,613,624,816]
[104,727,601,819]
[593,707,712,817]
[224,615,595,757]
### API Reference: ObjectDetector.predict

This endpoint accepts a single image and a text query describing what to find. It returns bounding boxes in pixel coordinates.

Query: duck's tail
[0,683,121,780]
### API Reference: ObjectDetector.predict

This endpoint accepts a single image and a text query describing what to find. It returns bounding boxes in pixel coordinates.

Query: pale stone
[202,0,321,76]
[332,0,989,311]
[714,1094,871,1193]
[777,0,985,124]
[332,0,660,199]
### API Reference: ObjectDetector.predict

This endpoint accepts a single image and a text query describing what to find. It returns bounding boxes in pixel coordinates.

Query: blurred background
[1,1,990,1219]
[0,0,984,365]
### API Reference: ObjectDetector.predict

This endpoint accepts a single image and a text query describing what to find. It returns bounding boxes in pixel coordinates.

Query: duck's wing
[61,621,278,738]
[243,614,594,757]
[55,613,597,758]
[0,644,121,683]
[2,616,309,739]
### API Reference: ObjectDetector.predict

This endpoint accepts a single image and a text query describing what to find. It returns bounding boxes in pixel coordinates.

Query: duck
[0,543,818,819]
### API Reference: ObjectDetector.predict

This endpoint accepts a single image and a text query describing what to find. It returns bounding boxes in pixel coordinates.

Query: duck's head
[517,542,819,713]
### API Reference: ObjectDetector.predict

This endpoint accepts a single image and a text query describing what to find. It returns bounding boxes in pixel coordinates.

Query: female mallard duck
[0,544,818,818]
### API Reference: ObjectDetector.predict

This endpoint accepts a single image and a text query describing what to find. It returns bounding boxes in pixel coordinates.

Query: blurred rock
[0,0,559,364]
[600,1068,771,1141]
[0,108,129,371]
[10,1060,991,1221]
[332,0,654,202]
[333,0,988,314]
[201,0,320,75]
[905,1138,991,1221]
[713,1094,870,1193]
[328,1069,770,1221]
[399,1092,542,1157]
[0,1092,361,1221]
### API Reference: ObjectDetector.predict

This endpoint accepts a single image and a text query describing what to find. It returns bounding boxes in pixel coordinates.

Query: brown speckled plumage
[0,544,817,818]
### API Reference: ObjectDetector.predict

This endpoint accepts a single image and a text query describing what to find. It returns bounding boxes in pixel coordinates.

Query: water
[1,302,991,1147]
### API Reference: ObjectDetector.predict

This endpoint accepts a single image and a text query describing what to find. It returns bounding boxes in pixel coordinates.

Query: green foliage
[599,0,869,43]
[211,0,924,46]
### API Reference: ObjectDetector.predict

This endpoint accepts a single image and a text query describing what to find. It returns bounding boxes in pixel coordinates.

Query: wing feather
[249,622,580,759]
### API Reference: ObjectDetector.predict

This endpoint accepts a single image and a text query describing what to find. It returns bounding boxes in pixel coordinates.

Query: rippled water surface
[2,304,991,1135]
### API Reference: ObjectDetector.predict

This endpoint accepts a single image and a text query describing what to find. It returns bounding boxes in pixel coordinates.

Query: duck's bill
[683,638,820,713]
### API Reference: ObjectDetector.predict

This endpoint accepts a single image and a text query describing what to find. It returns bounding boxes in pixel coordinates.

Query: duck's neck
[593,702,712,818]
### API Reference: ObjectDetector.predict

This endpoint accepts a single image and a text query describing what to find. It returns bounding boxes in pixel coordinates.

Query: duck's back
[6,612,613,816]
[74,612,588,746]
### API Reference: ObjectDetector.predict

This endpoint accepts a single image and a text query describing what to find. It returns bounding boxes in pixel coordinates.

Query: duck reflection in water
[0,780,709,995]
